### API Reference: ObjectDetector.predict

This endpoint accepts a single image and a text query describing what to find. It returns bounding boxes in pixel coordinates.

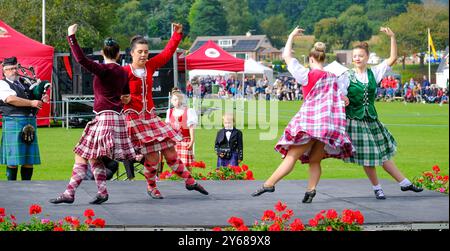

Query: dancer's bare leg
[306,141,325,191]
[263,140,316,187]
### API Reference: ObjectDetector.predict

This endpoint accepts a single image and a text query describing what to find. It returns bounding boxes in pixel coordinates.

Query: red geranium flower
[274,201,287,212]
[237,225,249,231]
[0,208,5,217]
[53,226,64,231]
[29,204,42,215]
[282,209,294,220]
[326,226,333,231]
[433,165,440,174]
[91,218,106,228]
[309,218,318,227]
[228,216,245,228]
[326,209,338,220]
[242,164,249,171]
[268,223,281,231]
[84,209,95,218]
[212,227,222,231]
[353,210,364,225]
[262,210,276,221]
[245,170,254,180]
[289,218,305,231]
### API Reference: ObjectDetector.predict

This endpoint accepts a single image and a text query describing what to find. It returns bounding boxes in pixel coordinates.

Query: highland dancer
[122,23,208,199]
[50,24,135,205]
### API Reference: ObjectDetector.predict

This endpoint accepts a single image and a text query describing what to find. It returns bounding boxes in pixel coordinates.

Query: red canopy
[0,20,54,126]
[185,40,244,72]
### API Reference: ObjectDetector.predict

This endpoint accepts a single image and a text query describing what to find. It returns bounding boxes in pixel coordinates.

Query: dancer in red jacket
[122,23,208,199]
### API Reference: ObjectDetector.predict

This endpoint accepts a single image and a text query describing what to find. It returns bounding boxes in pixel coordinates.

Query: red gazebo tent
[185,40,244,72]
[0,20,54,126]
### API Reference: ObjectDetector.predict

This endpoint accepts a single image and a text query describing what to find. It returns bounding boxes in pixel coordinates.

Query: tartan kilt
[175,137,195,167]
[0,116,40,166]
[343,118,397,167]
[275,73,354,162]
[125,111,182,155]
[73,112,136,161]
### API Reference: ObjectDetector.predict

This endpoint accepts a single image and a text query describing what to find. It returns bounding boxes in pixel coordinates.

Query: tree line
[0,0,448,62]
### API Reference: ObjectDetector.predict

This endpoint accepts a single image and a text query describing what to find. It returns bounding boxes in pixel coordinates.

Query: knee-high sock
[166,158,195,186]
[20,166,33,180]
[143,161,159,190]
[63,163,88,198]
[91,161,108,196]
[6,167,18,181]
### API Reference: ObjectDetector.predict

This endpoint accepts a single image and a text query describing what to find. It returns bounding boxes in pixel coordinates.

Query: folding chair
[113,152,163,181]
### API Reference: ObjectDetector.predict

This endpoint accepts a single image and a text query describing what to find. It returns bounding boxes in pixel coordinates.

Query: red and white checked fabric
[143,160,159,189]
[73,112,136,161]
[275,73,354,162]
[63,163,88,198]
[166,158,195,186]
[175,138,195,167]
[125,111,182,154]
[90,161,108,196]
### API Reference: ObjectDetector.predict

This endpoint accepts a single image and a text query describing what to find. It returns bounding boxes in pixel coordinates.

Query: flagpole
[428,28,431,84]
[42,0,46,44]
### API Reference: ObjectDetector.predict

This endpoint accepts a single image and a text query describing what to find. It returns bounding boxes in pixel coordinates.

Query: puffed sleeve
[371,61,391,84]
[287,58,309,86]
[336,71,350,96]
[187,108,198,127]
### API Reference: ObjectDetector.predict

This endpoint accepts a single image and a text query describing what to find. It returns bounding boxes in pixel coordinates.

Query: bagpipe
[17,63,51,101]
[16,64,51,144]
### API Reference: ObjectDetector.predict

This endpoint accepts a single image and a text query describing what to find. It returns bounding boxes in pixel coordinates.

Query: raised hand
[68,24,78,36]
[289,26,305,38]
[173,23,183,34]
[380,27,395,37]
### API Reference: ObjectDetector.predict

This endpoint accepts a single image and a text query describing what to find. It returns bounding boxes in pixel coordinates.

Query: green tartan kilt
[343,117,396,167]
[0,116,41,166]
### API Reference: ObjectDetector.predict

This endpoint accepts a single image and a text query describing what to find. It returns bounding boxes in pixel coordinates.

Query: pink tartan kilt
[275,73,354,163]
[175,137,195,167]
[73,112,136,161]
[125,111,182,155]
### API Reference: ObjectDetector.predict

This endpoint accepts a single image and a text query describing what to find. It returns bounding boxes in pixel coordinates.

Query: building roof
[190,35,277,54]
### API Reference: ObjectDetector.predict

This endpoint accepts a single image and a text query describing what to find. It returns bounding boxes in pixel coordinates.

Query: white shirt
[287,58,349,91]
[339,61,390,96]
[0,79,18,102]
[165,107,198,127]
[225,131,232,141]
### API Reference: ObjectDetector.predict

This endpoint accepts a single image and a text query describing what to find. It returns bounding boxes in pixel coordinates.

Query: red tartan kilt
[126,111,182,154]
[175,137,195,167]
[73,112,136,161]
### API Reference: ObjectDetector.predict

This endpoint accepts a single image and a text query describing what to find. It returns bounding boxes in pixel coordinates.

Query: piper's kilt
[73,112,136,161]
[343,117,397,167]
[125,111,182,155]
[0,116,40,166]
[175,137,195,167]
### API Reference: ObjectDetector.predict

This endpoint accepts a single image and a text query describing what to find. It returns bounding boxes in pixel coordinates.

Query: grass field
[0,100,448,181]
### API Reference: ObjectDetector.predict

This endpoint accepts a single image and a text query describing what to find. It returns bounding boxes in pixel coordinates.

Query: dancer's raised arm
[380,27,397,67]
[282,26,304,65]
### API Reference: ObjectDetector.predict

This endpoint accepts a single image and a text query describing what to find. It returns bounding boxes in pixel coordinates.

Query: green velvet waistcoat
[346,68,378,120]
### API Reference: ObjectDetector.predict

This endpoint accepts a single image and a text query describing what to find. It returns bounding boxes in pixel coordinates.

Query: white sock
[372,184,383,190]
[399,178,412,187]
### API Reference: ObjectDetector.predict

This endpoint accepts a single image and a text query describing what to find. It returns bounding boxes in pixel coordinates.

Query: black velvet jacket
[214,128,243,161]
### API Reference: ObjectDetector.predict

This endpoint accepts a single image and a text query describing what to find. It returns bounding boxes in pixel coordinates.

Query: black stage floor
[0,179,448,230]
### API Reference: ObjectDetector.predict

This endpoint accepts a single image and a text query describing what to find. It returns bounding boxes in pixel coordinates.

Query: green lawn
[0,100,448,181]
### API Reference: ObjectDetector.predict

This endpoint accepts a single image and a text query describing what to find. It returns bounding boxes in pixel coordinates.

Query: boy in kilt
[122,23,208,199]
[165,89,198,172]
[49,24,135,205]
[252,27,354,203]
[339,27,423,199]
